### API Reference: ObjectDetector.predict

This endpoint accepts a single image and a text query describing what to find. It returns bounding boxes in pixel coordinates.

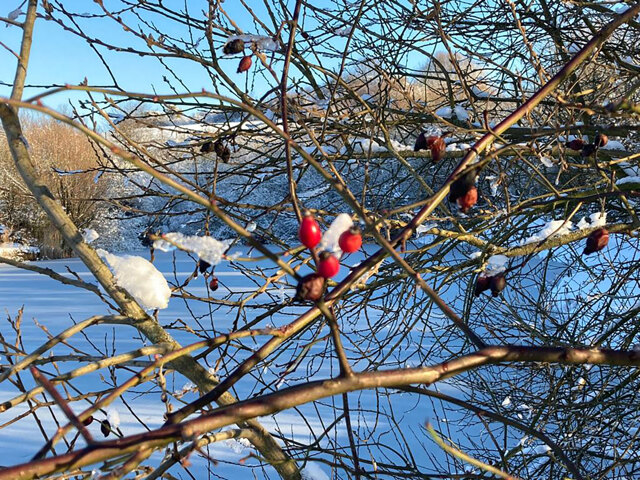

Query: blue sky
[0,1,285,107]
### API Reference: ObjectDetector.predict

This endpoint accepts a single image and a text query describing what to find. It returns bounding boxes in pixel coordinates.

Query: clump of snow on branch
[484,255,508,275]
[319,214,353,253]
[153,233,232,266]
[82,228,99,244]
[348,137,408,153]
[97,249,171,310]
[225,34,279,51]
[522,219,573,245]
[225,438,252,454]
[106,408,120,429]
[301,462,330,480]
[576,212,607,230]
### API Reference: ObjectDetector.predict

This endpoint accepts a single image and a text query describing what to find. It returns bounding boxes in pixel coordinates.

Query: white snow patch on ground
[97,249,171,310]
[454,105,470,121]
[153,233,232,266]
[319,213,353,254]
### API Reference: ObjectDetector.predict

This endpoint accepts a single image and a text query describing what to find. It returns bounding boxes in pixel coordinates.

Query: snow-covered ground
[0,246,467,479]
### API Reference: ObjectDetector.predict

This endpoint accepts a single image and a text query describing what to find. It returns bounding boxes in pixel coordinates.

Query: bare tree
[1,1,640,479]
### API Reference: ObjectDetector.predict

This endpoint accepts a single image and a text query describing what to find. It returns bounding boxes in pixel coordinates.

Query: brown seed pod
[81,415,94,426]
[100,419,111,438]
[219,145,231,162]
[295,273,326,302]
[584,228,609,255]
[200,140,214,153]
[489,275,506,296]
[223,39,245,55]
[213,139,225,157]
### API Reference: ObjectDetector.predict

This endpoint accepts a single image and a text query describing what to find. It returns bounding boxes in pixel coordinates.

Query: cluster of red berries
[415,132,479,213]
[222,38,252,73]
[296,211,362,301]
[416,131,613,299]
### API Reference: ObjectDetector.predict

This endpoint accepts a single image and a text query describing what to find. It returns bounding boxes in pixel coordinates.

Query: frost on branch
[97,249,171,310]
[153,233,232,266]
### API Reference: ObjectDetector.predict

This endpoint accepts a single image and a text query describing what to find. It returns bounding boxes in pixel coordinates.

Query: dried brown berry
[474,276,491,297]
[295,273,326,302]
[198,259,211,273]
[209,276,219,291]
[81,415,94,426]
[414,132,427,152]
[214,139,225,157]
[200,140,214,153]
[100,419,111,438]
[223,39,245,55]
[581,144,597,157]
[565,139,585,151]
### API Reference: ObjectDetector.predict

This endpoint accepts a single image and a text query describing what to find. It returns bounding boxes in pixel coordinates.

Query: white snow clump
[319,213,353,253]
[522,220,573,245]
[97,249,171,310]
[576,212,607,230]
[82,228,99,244]
[153,233,232,266]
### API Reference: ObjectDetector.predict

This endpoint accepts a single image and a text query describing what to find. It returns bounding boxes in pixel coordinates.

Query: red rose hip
[318,251,340,278]
[457,186,478,213]
[237,55,252,73]
[339,226,362,253]
[584,228,609,255]
[299,211,322,249]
